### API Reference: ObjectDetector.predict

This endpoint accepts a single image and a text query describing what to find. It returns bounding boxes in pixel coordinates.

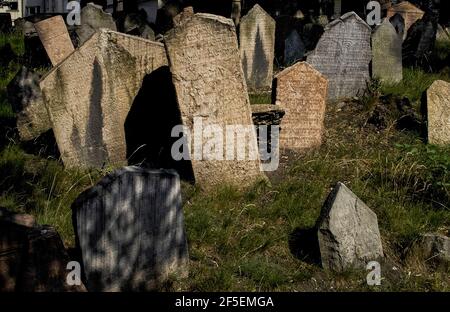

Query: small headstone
[239,4,275,92]
[273,62,328,151]
[76,3,117,45]
[387,1,424,40]
[307,12,372,101]
[34,15,75,66]
[425,80,450,145]
[389,13,405,38]
[0,13,12,33]
[436,25,450,42]
[72,167,188,292]
[284,30,305,66]
[372,19,403,83]
[317,182,384,272]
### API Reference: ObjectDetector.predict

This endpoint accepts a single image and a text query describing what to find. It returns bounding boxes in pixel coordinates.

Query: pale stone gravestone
[273,62,328,151]
[387,1,424,40]
[372,19,403,83]
[77,3,117,46]
[164,9,263,188]
[40,30,168,169]
[72,166,188,292]
[425,80,450,145]
[389,13,405,38]
[317,182,384,272]
[239,4,275,92]
[307,12,372,101]
[34,15,75,66]
[284,29,305,66]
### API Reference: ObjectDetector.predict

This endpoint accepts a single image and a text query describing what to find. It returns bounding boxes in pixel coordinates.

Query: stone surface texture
[387,1,425,40]
[425,80,450,145]
[76,3,117,45]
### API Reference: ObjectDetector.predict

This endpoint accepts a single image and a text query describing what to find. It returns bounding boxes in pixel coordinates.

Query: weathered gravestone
[436,25,450,42]
[389,13,405,38]
[239,4,275,92]
[72,167,188,292]
[425,80,450,145]
[0,13,12,33]
[387,1,424,40]
[317,182,384,272]
[307,12,372,101]
[76,3,117,46]
[40,29,168,168]
[284,29,305,66]
[273,62,327,151]
[34,15,75,66]
[164,9,263,187]
[372,19,403,83]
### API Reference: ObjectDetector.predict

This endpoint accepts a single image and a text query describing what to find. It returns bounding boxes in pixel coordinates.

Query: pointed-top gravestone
[372,18,403,83]
[425,80,450,145]
[284,29,305,66]
[389,13,405,38]
[239,4,275,91]
[72,166,188,292]
[307,12,372,101]
[436,25,450,42]
[387,1,424,40]
[317,182,384,272]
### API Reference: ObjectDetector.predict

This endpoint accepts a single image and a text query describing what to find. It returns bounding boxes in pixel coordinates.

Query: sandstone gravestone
[77,3,117,46]
[273,62,327,151]
[34,15,75,66]
[387,1,424,40]
[239,4,275,92]
[164,9,263,187]
[40,30,168,168]
[317,182,384,272]
[307,12,372,101]
[72,166,188,292]
[425,80,450,145]
[389,13,405,38]
[372,19,403,83]
[284,29,305,66]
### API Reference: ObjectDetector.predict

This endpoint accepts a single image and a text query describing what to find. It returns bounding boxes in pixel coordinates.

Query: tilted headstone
[164,9,263,188]
[40,30,168,168]
[389,13,405,38]
[372,19,403,83]
[34,15,75,66]
[386,1,424,40]
[76,3,117,46]
[284,29,305,66]
[239,4,275,92]
[72,167,188,292]
[425,80,450,145]
[273,62,327,151]
[307,12,372,101]
[317,182,384,272]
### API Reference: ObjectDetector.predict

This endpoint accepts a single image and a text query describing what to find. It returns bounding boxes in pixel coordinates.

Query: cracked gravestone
[425,80,450,145]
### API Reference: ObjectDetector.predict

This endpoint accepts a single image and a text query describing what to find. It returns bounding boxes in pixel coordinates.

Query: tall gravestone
[40,30,168,168]
[273,62,328,151]
[372,19,403,83]
[425,80,450,145]
[239,4,275,92]
[284,29,305,66]
[307,12,372,101]
[164,9,263,188]
[72,167,188,292]
[387,1,424,40]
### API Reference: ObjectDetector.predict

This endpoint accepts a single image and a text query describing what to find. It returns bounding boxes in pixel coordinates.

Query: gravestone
[387,1,424,40]
[372,19,403,83]
[425,80,450,145]
[40,29,168,168]
[164,9,263,188]
[72,166,188,292]
[0,13,12,33]
[389,13,405,38]
[307,12,372,101]
[436,25,450,42]
[317,182,384,272]
[34,16,75,66]
[77,3,117,46]
[273,62,328,151]
[284,30,305,66]
[239,4,275,92]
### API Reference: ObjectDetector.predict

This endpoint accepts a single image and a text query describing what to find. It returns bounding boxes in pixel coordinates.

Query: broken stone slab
[410,233,450,270]
[40,29,168,169]
[386,1,425,40]
[6,66,51,141]
[316,182,384,272]
[34,15,75,66]
[72,166,188,292]
[251,104,285,126]
[76,2,117,46]
[424,80,450,145]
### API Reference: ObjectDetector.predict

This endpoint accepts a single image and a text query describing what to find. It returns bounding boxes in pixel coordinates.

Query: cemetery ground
[1,32,450,292]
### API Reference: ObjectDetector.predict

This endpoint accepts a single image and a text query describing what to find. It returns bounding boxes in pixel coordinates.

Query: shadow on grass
[288,227,321,266]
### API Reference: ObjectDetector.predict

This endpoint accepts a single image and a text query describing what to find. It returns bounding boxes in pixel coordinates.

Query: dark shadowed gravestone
[307,12,372,101]
[387,1,424,40]
[389,13,405,38]
[425,80,450,145]
[239,4,275,92]
[372,19,403,83]
[72,167,188,292]
[76,3,117,45]
[0,13,12,33]
[284,29,305,66]
[317,182,384,272]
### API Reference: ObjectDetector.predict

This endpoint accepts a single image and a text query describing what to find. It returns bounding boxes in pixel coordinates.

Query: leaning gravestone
[72,166,188,292]
[284,29,305,66]
[40,29,168,168]
[307,12,372,101]
[387,1,424,40]
[425,80,450,145]
[76,2,117,45]
[389,13,405,38]
[164,8,263,188]
[273,62,328,151]
[372,19,403,83]
[317,182,384,272]
[239,4,275,92]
